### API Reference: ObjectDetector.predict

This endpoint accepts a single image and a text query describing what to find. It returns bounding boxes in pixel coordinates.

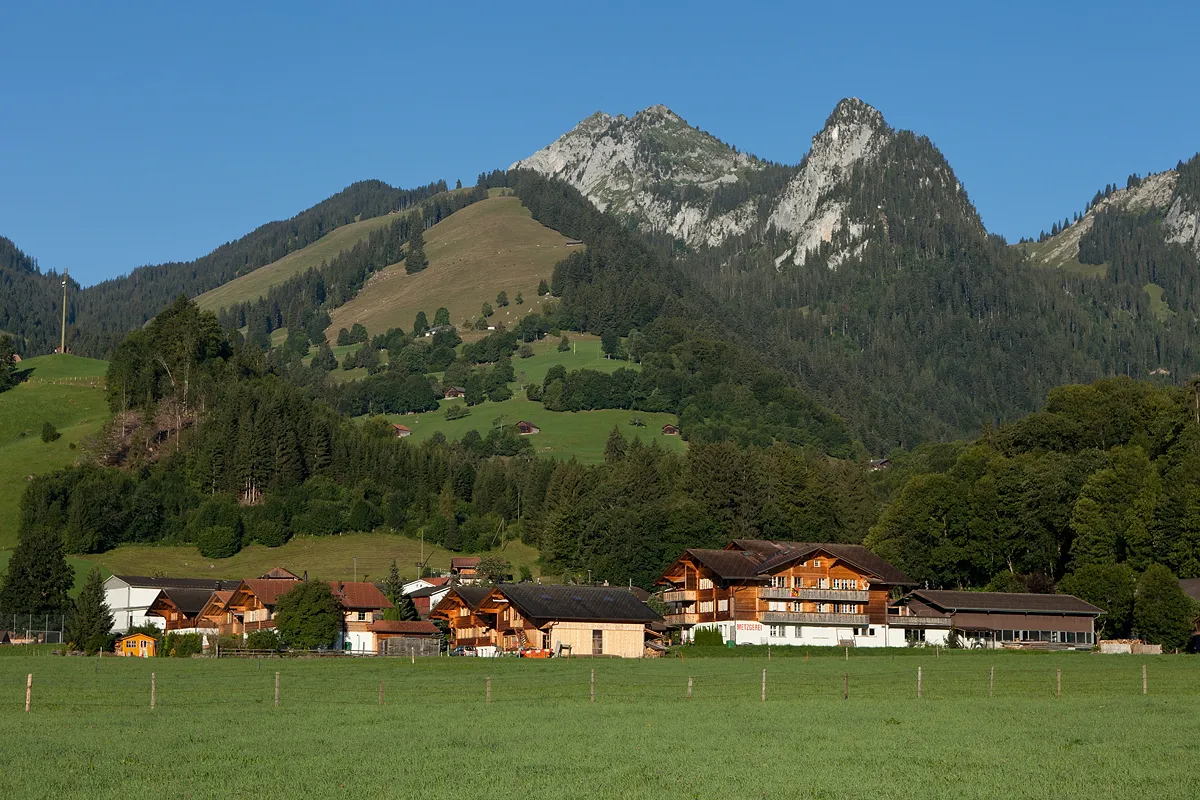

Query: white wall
[690,620,938,649]
[102,579,165,633]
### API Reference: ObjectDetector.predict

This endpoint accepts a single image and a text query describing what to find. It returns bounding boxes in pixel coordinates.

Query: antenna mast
[60,270,68,354]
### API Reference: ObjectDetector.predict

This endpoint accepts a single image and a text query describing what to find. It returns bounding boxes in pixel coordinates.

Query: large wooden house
[103,575,240,633]
[657,539,912,647]
[432,584,662,658]
[145,587,228,634]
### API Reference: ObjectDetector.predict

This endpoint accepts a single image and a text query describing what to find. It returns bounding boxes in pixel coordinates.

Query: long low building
[887,589,1104,649]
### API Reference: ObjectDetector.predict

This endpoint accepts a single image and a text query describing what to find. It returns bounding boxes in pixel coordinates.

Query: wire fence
[1,614,65,645]
[3,651,1195,713]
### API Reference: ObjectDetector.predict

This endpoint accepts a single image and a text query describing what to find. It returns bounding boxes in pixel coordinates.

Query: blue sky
[2,1,1197,286]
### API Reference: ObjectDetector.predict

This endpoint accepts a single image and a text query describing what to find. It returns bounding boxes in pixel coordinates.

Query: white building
[103,575,239,633]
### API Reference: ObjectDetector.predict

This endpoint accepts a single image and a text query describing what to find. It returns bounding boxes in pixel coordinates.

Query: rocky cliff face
[513,98,905,256]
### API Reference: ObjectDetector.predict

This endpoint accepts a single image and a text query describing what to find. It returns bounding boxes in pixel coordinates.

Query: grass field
[379,337,686,463]
[0,650,1195,798]
[327,196,573,340]
[0,354,111,549]
[81,533,541,584]
[0,550,105,596]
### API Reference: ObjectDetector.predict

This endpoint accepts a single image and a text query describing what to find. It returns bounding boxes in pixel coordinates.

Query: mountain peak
[819,98,888,141]
[633,103,682,123]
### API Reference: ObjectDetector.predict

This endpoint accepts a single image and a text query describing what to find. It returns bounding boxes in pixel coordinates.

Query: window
[791,601,803,612]
[769,576,787,588]
[699,601,714,613]
[832,578,858,590]
[836,604,857,614]
[698,578,714,590]
[717,599,729,611]
[592,629,603,655]
[818,578,830,589]
[817,603,831,613]
[769,625,786,637]
[813,560,822,568]
[793,576,804,588]
[357,611,367,621]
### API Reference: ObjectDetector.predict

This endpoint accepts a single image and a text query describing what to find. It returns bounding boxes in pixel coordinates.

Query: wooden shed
[116,632,157,658]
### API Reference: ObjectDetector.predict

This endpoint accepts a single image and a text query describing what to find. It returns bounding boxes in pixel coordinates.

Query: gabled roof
[393,423,412,432]
[493,584,662,625]
[408,584,454,599]
[679,548,766,580]
[368,620,440,635]
[907,589,1104,616]
[451,557,481,569]
[110,575,240,591]
[149,587,219,617]
[748,542,912,585]
[260,567,300,580]
[333,581,393,610]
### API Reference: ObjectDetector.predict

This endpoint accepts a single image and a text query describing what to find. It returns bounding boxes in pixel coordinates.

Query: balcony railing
[759,587,870,602]
[885,615,950,627]
[662,590,697,603]
[665,613,700,625]
[761,611,869,626]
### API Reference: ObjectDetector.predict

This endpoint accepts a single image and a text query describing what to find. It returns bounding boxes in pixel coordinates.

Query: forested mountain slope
[0,237,76,355]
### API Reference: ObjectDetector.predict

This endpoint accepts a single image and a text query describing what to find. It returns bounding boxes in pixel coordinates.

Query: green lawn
[1144,282,1175,321]
[80,533,541,584]
[0,651,1195,798]
[0,354,111,549]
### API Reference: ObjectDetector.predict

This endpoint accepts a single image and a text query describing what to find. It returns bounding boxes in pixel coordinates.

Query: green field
[0,354,111,549]
[0,651,1195,798]
[195,212,409,313]
[0,550,105,596]
[328,196,573,340]
[81,533,540,584]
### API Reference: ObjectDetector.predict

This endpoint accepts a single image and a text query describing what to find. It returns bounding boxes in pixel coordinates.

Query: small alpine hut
[516,420,540,435]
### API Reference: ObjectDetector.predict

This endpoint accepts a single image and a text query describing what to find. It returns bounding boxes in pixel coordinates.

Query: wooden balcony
[665,613,700,626]
[761,611,869,626]
[662,589,697,603]
[886,615,950,627]
[759,587,869,602]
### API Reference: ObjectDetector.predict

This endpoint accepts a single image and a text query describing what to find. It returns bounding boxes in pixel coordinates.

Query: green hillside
[194,212,407,313]
[0,354,111,549]
[328,195,573,339]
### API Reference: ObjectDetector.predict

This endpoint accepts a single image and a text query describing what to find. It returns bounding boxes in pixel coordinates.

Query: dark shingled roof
[496,584,662,624]
[112,575,241,591]
[408,584,453,599]
[453,585,493,608]
[154,587,220,617]
[909,590,1104,616]
[684,548,767,580]
[750,542,913,585]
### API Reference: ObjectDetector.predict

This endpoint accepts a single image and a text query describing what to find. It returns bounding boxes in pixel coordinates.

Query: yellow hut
[116,632,157,658]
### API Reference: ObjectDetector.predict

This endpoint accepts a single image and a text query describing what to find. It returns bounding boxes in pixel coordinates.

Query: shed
[444,386,466,399]
[116,632,157,658]
[661,424,680,436]
[392,423,412,438]
[516,420,540,435]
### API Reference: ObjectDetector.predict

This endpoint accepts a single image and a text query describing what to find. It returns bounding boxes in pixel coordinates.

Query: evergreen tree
[65,567,114,654]
[312,343,338,371]
[1132,564,1196,650]
[557,335,571,353]
[404,211,429,274]
[0,334,15,393]
[515,292,523,306]
[604,425,628,465]
[273,580,343,650]
[496,291,509,308]
[481,302,493,318]
[413,311,429,336]
[0,527,74,616]
[538,279,549,296]
[433,307,451,327]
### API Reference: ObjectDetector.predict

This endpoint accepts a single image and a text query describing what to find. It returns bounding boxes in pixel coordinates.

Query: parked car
[451,646,478,657]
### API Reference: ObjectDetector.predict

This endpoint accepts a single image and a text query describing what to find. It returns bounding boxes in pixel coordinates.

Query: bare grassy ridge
[0,652,1195,798]
[327,196,572,339]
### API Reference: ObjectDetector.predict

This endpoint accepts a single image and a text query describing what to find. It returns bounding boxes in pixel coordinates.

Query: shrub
[250,519,290,548]
[41,422,61,443]
[445,405,470,420]
[245,629,282,651]
[274,580,342,650]
[164,632,203,658]
[692,627,723,646]
[197,525,242,559]
[518,343,534,359]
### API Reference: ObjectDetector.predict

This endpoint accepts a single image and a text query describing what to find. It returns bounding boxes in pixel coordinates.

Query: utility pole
[353,557,358,583]
[60,270,68,354]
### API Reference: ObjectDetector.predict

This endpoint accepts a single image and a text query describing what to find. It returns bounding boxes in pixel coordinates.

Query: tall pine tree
[0,527,74,616]
[404,211,429,274]
[65,567,114,654]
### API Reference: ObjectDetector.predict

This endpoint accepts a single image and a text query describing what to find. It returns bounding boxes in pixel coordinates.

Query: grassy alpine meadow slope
[327,195,573,339]
[0,652,1195,799]
[81,534,541,583]
[0,550,105,597]
[0,354,111,549]
[194,211,411,313]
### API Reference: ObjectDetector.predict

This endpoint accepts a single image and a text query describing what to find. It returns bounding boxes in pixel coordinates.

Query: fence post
[379,680,384,706]
[761,668,766,702]
[1056,668,1061,699]
[410,647,414,665]
[989,666,994,698]
[274,672,280,708]
[590,669,596,704]
[917,666,923,699]
[151,672,156,710]
[25,674,32,713]
[1142,664,1147,696]
[843,672,849,701]
[687,676,693,699]
[845,646,848,661]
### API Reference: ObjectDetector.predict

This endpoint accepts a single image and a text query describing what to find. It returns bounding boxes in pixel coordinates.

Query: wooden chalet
[515,420,540,435]
[433,584,662,658]
[444,386,466,399]
[450,557,481,578]
[392,423,413,438]
[657,539,912,647]
[889,589,1103,649]
[430,586,495,653]
[145,587,227,633]
[369,620,442,656]
[661,424,680,436]
[196,590,236,633]
[336,581,394,652]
